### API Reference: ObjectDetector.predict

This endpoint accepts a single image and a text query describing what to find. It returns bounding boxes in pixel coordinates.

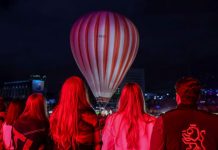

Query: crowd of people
[0,76,217,150]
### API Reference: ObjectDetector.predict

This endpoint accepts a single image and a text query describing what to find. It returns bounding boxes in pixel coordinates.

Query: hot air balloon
[70,11,139,105]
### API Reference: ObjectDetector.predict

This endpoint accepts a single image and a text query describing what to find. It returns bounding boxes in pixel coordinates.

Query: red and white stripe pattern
[70,11,139,100]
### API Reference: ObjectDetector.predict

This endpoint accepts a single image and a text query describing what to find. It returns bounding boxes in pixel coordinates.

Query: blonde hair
[116,83,146,149]
[5,100,24,125]
[50,76,92,149]
[20,93,47,122]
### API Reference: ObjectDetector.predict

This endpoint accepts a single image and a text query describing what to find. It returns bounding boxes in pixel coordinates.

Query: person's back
[102,113,155,150]
[12,93,49,150]
[102,83,156,150]
[76,109,100,148]
[52,109,100,150]
[0,97,6,150]
[156,104,218,150]
[50,76,101,150]
[2,100,24,150]
[150,77,218,150]
[13,117,49,150]
[3,122,13,150]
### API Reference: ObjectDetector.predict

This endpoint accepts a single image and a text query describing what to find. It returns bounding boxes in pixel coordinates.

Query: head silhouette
[175,77,201,105]
[118,82,145,115]
[5,100,24,125]
[21,93,47,121]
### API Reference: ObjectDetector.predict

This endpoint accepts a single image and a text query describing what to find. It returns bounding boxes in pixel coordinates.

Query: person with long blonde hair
[50,76,101,150]
[102,83,156,150]
[12,93,49,150]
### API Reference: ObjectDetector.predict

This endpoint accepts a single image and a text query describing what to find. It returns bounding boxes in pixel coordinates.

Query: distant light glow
[32,80,44,92]
[155,105,160,109]
[199,101,206,104]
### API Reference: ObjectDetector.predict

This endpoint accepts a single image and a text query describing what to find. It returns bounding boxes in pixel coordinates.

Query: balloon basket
[96,97,110,110]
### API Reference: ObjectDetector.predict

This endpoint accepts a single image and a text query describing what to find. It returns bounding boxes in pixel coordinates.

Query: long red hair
[5,100,24,125]
[19,93,48,122]
[50,76,92,149]
[116,83,146,149]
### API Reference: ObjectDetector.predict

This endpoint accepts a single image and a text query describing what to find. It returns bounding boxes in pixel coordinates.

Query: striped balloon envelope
[70,11,139,104]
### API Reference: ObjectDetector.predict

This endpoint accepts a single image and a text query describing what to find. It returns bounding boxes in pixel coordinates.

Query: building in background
[0,75,46,100]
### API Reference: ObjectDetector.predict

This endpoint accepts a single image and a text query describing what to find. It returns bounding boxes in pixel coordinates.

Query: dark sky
[0,0,218,93]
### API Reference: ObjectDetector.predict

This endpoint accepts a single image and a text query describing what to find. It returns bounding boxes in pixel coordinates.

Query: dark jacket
[150,104,218,150]
[75,109,101,150]
[12,117,49,150]
[53,109,101,150]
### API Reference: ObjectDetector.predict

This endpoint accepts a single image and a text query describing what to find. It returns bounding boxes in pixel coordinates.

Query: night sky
[0,0,218,93]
